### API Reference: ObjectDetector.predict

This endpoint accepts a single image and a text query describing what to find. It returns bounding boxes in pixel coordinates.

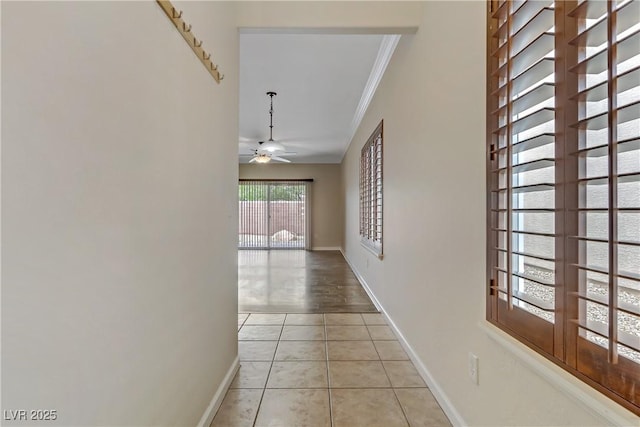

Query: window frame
[486,0,640,415]
[360,120,384,258]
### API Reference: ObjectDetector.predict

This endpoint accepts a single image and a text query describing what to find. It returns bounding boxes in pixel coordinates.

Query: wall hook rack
[156,0,223,84]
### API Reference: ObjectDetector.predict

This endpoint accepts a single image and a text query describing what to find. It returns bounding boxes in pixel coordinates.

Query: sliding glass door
[238,180,310,249]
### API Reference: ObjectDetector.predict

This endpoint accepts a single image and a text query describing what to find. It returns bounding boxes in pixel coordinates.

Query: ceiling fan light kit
[247,152,291,164]
[252,154,272,164]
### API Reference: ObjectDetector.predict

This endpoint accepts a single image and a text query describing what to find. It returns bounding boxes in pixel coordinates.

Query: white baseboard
[312,246,341,251]
[384,313,466,427]
[340,247,465,427]
[340,248,382,312]
[197,356,240,427]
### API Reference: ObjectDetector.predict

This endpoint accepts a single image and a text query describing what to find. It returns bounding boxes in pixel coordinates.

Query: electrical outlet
[468,352,479,385]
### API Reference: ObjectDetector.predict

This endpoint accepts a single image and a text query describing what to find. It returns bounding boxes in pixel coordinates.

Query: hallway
[6,1,635,425]
[224,251,451,426]
[212,312,451,427]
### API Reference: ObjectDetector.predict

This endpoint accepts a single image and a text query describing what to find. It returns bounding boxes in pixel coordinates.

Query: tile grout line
[379,349,412,427]
[391,388,412,427]
[324,313,335,427]
[250,314,284,427]
[238,313,249,331]
[370,315,412,427]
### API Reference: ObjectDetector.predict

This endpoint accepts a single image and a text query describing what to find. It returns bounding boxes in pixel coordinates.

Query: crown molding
[341,34,401,160]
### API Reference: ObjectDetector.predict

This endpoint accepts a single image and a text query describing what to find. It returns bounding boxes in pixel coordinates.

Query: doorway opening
[238,179,311,249]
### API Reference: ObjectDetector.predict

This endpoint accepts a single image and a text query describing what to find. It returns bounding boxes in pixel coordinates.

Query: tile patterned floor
[211,312,452,427]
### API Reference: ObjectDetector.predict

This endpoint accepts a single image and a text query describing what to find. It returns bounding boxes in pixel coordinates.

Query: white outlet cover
[468,352,479,385]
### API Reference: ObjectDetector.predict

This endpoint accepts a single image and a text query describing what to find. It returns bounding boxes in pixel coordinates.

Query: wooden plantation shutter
[566,0,640,409]
[360,120,383,256]
[488,0,559,354]
[487,0,639,414]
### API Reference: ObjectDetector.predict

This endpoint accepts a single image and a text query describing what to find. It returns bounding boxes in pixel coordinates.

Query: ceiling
[239,33,398,164]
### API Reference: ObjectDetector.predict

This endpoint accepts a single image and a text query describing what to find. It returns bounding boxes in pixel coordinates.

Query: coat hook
[211,63,218,71]
[183,22,191,32]
[172,8,182,19]
[219,74,225,81]
[203,52,211,61]
[194,38,202,48]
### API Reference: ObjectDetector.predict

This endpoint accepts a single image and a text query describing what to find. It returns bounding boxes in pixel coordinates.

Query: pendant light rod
[258,91,285,155]
[267,91,277,141]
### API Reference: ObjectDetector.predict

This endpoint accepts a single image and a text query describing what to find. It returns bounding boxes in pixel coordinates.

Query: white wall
[1,2,238,426]
[340,2,638,426]
[237,1,422,33]
[239,164,343,249]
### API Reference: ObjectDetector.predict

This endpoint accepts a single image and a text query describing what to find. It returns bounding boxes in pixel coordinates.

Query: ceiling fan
[249,142,291,163]
[240,92,295,164]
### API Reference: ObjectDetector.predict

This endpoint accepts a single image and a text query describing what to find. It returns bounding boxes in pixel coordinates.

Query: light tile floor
[212,313,452,427]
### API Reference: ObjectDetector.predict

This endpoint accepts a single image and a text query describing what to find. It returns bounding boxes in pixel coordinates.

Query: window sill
[479,321,638,426]
[360,239,383,260]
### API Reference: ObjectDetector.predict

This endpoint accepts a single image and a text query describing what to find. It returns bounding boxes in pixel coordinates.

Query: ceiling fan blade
[260,140,286,153]
[249,157,258,163]
[256,149,296,156]
[271,156,291,163]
